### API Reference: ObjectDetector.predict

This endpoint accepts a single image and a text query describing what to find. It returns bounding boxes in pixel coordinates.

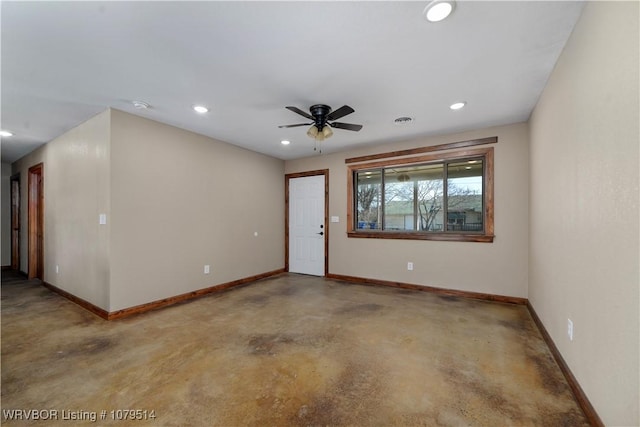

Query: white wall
[12,110,111,309]
[1,162,12,266]
[529,2,639,425]
[285,122,529,298]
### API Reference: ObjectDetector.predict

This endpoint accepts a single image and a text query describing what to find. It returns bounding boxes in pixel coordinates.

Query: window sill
[347,231,494,243]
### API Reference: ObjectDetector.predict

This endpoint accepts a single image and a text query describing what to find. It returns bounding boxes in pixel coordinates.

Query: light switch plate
[331,216,339,223]
[99,214,107,225]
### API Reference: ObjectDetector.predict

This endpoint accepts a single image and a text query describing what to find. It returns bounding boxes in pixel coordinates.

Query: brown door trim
[10,173,20,271]
[284,169,329,276]
[28,163,44,280]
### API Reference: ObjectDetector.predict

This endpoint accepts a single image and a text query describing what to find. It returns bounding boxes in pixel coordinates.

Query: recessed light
[0,130,13,137]
[193,105,209,114]
[450,102,466,110]
[281,140,290,145]
[465,166,472,170]
[132,100,150,110]
[424,0,455,23]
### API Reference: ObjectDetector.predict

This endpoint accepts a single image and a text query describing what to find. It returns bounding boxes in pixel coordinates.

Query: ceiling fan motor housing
[279,104,361,134]
[310,104,331,129]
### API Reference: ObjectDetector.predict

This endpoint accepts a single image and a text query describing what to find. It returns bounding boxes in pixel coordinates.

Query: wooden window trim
[347,147,494,243]
[345,136,497,164]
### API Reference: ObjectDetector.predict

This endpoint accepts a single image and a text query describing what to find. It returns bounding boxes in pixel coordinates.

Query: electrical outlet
[567,318,573,341]
[56,265,59,274]
[407,262,414,271]
[204,265,210,274]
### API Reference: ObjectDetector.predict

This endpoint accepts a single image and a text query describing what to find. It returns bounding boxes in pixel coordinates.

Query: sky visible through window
[451,176,482,193]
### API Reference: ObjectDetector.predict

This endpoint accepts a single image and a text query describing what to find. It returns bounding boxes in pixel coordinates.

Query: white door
[289,175,325,276]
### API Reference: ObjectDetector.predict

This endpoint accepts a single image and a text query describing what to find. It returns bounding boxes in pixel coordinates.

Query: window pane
[384,167,415,230]
[447,160,483,232]
[356,170,382,229]
[416,164,444,231]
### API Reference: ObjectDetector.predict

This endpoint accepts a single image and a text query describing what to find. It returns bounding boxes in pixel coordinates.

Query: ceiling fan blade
[326,105,355,121]
[285,106,313,120]
[330,122,363,132]
[278,123,312,128]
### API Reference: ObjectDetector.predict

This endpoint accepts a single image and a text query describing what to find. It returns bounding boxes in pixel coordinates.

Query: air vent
[394,117,414,125]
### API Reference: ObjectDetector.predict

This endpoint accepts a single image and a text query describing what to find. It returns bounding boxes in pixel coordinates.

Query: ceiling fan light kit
[306,125,319,139]
[322,126,333,139]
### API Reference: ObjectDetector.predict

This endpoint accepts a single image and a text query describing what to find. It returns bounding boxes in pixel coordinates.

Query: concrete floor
[2,272,588,426]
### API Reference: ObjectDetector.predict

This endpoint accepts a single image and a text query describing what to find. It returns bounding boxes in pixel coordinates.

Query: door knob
[317,231,324,236]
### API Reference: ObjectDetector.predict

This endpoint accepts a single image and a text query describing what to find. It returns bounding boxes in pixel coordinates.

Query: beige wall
[9,108,285,313]
[109,109,285,311]
[1,162,12,266]
[529,2,639,425]
[12,110,111,309]
[285,122,529,298]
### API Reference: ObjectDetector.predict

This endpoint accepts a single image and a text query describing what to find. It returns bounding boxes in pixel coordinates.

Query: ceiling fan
[278,104,363,142]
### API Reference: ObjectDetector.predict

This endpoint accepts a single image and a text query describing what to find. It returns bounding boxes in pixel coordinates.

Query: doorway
[10,174,20,271]
[285,170,328,276]
[28,163,44,280]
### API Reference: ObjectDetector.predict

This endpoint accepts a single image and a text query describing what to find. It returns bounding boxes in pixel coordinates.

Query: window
[347,147,494,242]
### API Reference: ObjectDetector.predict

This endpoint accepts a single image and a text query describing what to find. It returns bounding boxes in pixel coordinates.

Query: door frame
[10,173,20,271]
[28,163,44,280]
[285,169,329,276]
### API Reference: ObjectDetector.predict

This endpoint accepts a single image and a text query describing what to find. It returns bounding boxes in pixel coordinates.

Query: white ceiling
[1,1,584,163]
